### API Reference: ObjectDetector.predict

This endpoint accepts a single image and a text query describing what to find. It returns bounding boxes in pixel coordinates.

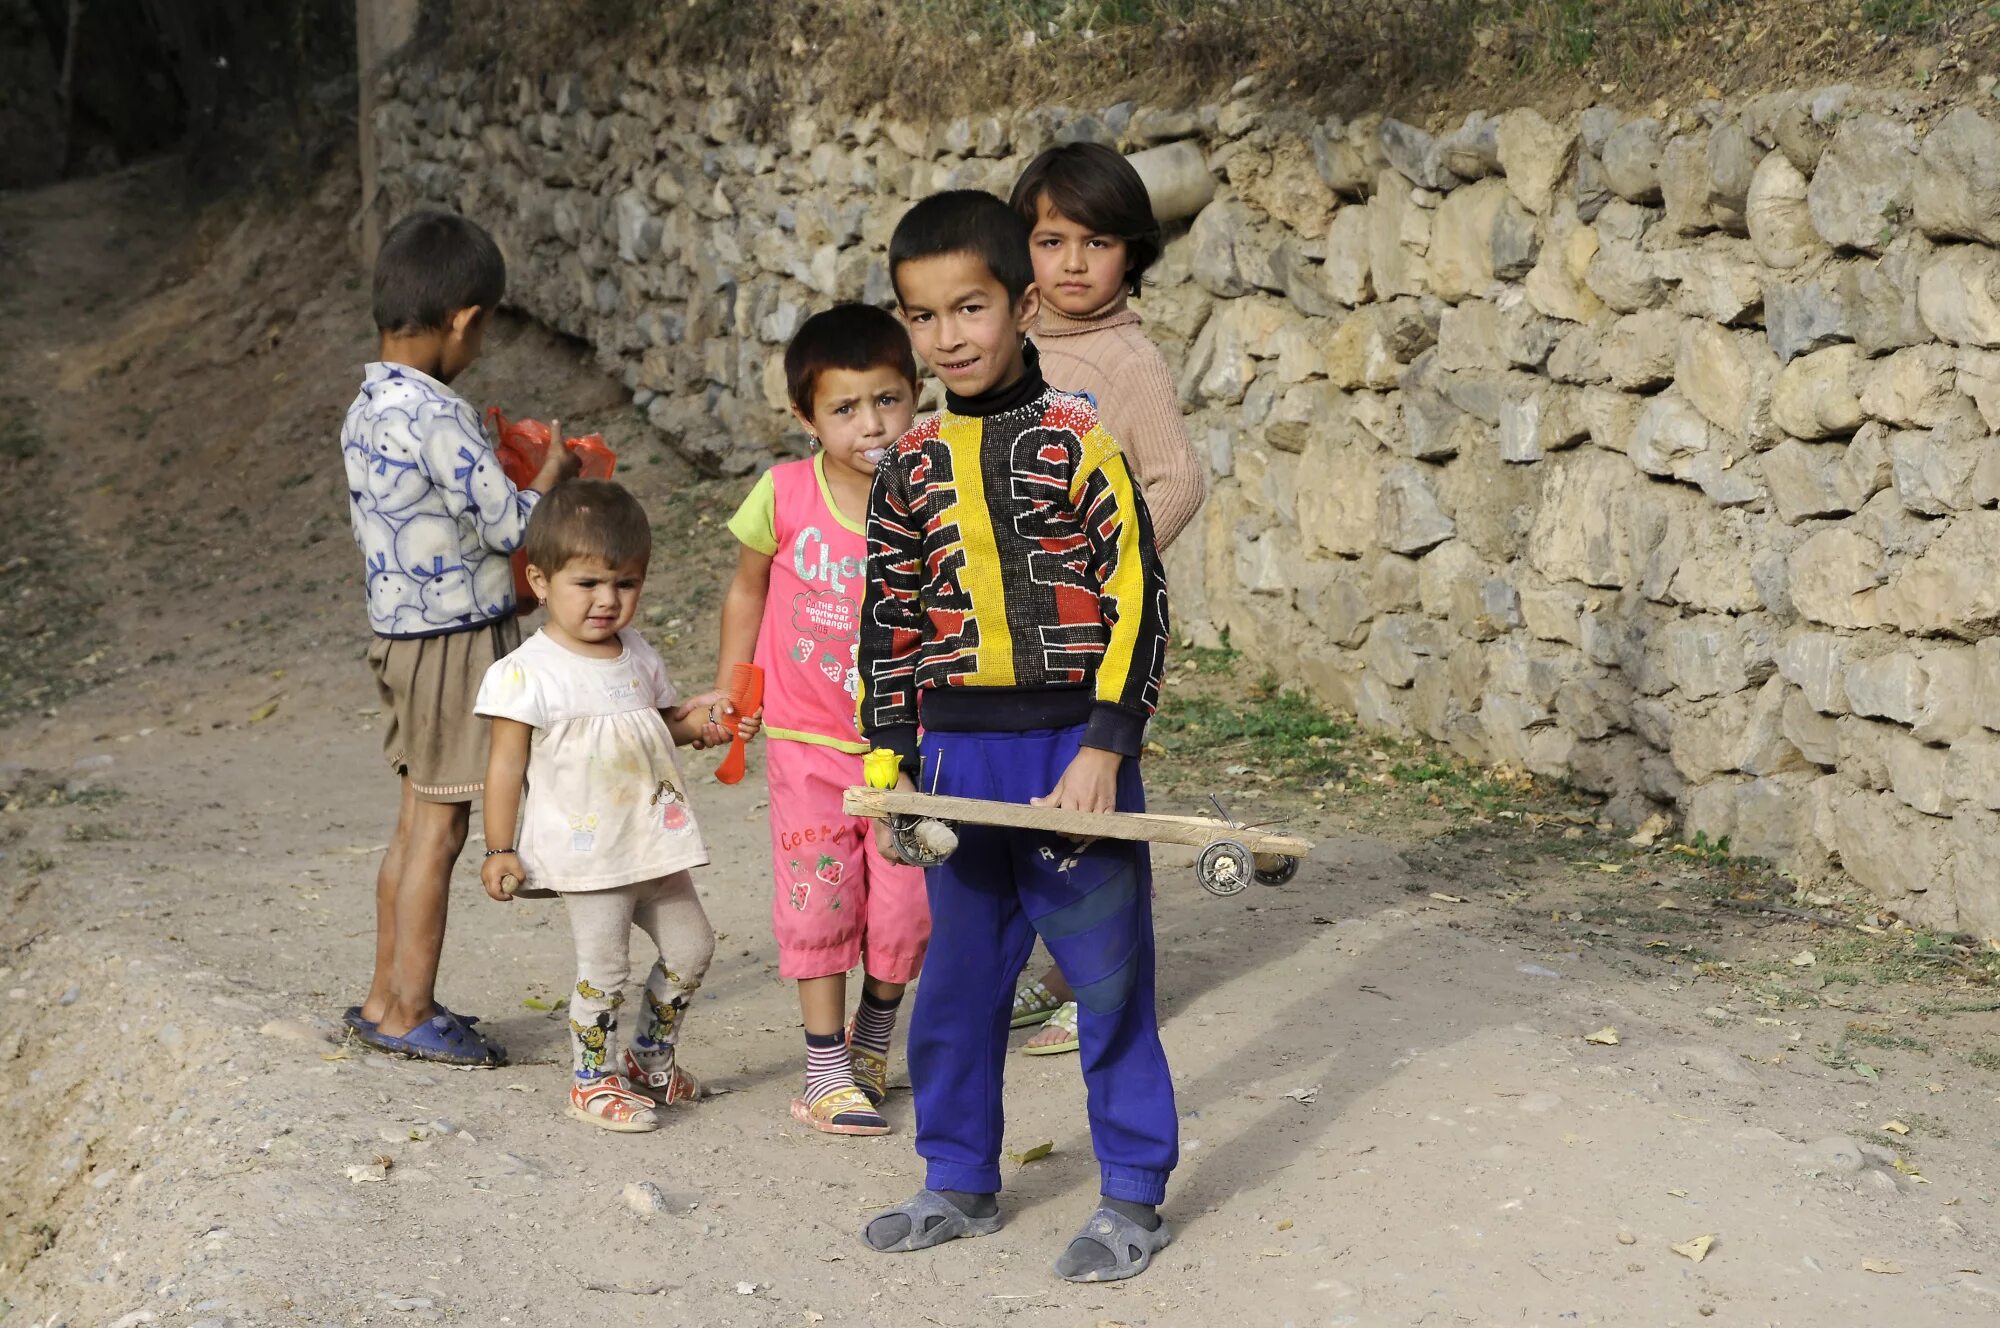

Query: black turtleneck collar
[944,340,1047,417]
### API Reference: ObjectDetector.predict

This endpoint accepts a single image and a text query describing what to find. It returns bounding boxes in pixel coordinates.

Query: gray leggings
[561,872,715,1080]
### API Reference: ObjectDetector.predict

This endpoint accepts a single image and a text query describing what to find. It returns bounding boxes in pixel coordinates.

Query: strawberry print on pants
[765,736,930,984]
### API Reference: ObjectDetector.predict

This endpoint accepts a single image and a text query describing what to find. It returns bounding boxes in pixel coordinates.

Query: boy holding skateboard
[856,190,1176,1283]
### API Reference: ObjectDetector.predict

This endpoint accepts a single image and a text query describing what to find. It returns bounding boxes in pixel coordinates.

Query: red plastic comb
[715,663,764,785]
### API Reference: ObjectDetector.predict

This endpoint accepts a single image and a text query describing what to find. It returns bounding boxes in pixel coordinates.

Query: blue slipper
[343,1003,481,1036]
[360,1012,508,1067]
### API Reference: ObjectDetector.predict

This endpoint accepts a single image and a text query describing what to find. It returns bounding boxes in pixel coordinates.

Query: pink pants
[766,738,930,983]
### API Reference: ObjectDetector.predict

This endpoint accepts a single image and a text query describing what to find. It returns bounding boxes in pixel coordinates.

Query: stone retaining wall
[370,59,2000,936]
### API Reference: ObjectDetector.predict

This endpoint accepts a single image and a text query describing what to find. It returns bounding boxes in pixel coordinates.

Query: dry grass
[430,0,2000,122]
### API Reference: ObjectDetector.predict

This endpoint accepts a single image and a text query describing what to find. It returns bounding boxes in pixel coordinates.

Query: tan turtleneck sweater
[1032,297,1207,552]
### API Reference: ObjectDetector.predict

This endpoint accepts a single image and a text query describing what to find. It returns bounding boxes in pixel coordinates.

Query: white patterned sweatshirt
[341,362,539,639]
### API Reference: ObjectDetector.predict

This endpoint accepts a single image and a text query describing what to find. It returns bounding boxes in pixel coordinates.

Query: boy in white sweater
[339,210,577,1065]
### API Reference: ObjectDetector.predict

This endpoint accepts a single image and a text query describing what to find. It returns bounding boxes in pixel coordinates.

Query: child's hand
[874,771,918,864]
[733,703,763,742]
[670,691,733,749]
[481,851,524,903]
[1033,746,1122,841]
[553,441,585,483]
[526,417,583,492]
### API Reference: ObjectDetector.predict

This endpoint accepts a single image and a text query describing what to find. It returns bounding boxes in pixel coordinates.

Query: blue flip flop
[359,1012,508,1068]
[343,1003,482,1036]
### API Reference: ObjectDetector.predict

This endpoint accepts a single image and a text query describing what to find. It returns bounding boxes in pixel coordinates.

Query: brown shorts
[367,618,522,803]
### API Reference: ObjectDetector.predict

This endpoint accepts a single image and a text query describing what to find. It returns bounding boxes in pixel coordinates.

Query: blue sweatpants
[907,726,1178,1206]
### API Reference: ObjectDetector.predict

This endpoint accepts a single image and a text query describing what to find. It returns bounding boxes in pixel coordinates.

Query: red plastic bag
[486,408,618,604]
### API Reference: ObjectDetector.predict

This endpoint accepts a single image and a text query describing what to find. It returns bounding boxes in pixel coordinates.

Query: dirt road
[3,165,1996,1328]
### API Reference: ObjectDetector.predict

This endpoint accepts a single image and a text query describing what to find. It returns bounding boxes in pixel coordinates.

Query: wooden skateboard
[842,786,1314,898]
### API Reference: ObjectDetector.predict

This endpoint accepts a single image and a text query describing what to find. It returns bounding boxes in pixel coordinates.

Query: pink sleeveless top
[726,456,868,752]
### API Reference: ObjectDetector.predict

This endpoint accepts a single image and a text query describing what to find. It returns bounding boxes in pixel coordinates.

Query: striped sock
[804,1030,855,1102]
[850,988,901,1057]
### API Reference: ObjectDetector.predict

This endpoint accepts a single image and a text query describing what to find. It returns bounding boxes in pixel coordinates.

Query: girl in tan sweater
[1006,142,1209,1054]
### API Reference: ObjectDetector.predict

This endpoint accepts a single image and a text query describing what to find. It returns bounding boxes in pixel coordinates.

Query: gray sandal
[861,1188,1003,1253]
[1055,1206,1174,1283]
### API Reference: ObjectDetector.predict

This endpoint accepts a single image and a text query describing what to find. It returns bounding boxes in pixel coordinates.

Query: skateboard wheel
[891,815,955,867]
[1254,854,1300,886]
[1197,839,1252,897]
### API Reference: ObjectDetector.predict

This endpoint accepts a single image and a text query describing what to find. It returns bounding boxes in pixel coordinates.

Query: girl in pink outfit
[716,304,930,1136]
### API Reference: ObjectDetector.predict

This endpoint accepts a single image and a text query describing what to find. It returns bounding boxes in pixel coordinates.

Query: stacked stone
[370,63,2000,937]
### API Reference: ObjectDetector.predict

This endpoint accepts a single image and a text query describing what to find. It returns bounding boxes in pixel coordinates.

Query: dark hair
[372,211,507,333]
[1009,143,1162,297]
[785,304,920,420]
[522,480,652,577]
[888,190,1034,305]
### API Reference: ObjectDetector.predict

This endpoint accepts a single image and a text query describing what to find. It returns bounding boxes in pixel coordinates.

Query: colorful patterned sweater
[341,362,538,638]
[858,351,1169,770]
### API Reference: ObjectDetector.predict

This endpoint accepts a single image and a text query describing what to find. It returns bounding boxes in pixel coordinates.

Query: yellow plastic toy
[863,748,903,791]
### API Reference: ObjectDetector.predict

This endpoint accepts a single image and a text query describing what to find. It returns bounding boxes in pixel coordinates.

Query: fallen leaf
[248,700,280,723]
[1275,1218,1294,1231]
[1671,1234,1714,1263]
[1854,1062,1879,1081]
[1928,1082,1947,1094]
[1006,1140,1054,1165]
[1224,763,1253,776]
[1584,1027,1621,1046]
[1628,813,1671,847]
[1882,1120,1910,1136]
[1429,892,1466,904]
[1282,1084,1321,1103]
[1617,1231,1637,1246]
[803,1313,825,1325]
[1668,1188,1689,1198]
[1790,950,1817,968]
[1258,1247,1288,1258]
[1862,1259,1903,1275]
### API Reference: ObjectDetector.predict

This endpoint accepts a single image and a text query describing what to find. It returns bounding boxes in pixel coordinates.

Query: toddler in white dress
[476,481,760,1132]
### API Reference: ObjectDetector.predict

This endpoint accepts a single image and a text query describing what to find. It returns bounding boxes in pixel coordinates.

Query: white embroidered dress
[475,629,709,892]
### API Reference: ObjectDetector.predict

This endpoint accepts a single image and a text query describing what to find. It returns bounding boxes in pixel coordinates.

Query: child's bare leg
[864,975,905,1002]
[374,794,469,1038]
[799,972,848,1036]
[359,778,421,1026]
